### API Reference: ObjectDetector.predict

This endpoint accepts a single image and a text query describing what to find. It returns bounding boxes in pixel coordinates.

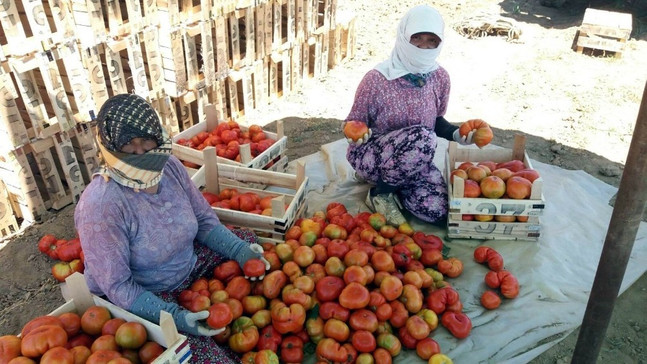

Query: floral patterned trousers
[347,125,449,224]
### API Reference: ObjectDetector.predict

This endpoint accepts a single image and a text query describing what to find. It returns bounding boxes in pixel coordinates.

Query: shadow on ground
[496,0,647,40]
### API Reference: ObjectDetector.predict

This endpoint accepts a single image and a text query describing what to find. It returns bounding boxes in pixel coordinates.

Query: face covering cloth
[94,93,172,191]
[375,5,445,80]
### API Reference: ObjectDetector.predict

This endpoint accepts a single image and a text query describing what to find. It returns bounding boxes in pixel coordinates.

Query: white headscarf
[375,5,445,80]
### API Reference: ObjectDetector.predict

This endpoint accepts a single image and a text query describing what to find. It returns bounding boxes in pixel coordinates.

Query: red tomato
[441,311,472,339]
[20,316,64,337]
[37,234,59,259]
[280,335,304,363]
[206,303,233,329]
[115,322,148,349]
[243,259,266,278]
[0,335,22,363]
[315,276,345,302]
[41,346,74,363]
[416,337,441,360]
[58,312,81,337]
[256,325,282,352]
[349,309,379,333]
[481,290,502,309]
[138,341,164,363]
[213,260,243,283]
[81,306,112,336]
[20,325,68,358]
[351,330,377,353]
[86,350,122,364]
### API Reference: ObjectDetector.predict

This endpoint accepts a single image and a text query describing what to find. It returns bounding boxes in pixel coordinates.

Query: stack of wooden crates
[0,0,356,237]
[574,8,632,58]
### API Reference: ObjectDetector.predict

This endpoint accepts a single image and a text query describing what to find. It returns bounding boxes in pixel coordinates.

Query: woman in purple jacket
[342,5,482,226]
[74,93,265,363]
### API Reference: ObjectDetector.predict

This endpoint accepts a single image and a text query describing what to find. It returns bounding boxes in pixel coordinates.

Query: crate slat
[0,146,47,223]
[0,180,20,238]
[0,71,31,153]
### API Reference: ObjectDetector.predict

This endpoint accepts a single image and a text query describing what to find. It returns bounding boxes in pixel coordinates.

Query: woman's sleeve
[434,116,458,140]
[167,156,221,242]
[74,188,146,309]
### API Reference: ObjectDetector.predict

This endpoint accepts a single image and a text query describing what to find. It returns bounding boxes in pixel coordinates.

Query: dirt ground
[2,0,646,362]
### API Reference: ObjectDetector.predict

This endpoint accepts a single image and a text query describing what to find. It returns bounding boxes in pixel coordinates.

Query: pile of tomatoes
[0,305,165,363]
[176,121,277,164]
[201,189,281,216]
[37,234,85,283]
[176,202,523,364]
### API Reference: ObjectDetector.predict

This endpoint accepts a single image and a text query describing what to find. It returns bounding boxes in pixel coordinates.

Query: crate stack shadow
[0,0,357,237]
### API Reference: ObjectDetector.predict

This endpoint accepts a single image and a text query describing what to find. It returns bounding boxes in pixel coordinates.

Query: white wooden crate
[445,135,545,241]
[172,104,288,170]
[191,147,308,238]
[41,273,191,363]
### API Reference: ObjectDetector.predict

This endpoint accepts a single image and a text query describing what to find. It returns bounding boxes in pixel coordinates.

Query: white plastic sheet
[287,138,647,364]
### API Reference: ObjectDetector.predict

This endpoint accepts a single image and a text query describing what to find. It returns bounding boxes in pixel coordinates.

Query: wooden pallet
[575,8,632,58]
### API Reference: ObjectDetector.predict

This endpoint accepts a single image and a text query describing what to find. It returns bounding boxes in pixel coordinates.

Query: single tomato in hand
[243,258,266,278]
[343,121,369,142]
[207,303,234,329]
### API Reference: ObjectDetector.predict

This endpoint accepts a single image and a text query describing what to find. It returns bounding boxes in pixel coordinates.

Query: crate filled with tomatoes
[444,133,545,241]
[4,273,190,364]
[172,105,288,172]
[191,147,309,239]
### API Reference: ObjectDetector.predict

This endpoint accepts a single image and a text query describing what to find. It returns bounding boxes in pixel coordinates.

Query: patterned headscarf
[375,5,445,80]
[94,94,172,191]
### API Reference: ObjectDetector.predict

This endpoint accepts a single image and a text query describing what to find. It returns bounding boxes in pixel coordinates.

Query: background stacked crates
[0,0,357,233]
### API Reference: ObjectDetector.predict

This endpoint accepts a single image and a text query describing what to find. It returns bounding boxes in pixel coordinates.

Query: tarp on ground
[285,138,647,364]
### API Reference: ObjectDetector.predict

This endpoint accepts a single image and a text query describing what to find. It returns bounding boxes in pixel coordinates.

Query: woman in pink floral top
[343,5,480,225]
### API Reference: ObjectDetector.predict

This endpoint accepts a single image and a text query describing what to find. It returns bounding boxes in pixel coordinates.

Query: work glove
[341,122,372,146]
[202,225,270,281]
[130,291,224,337]
[452,129,475,145]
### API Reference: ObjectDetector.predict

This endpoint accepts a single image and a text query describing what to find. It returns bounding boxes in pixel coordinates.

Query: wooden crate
[0,124,98,224]
[328,13,356,69]
[172,104,288,170]
[228,7,257,70]
[192,148,308,237]
[0,180,20,238]
[0,71,31,154]
[46,273,191,363]
[0,146,47,223]
[102,0,147,38]
[5,44,95,139]
[575,8,632,58]
[69,0,108,49]
[0,0,76,58]
[445,135,545,241]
